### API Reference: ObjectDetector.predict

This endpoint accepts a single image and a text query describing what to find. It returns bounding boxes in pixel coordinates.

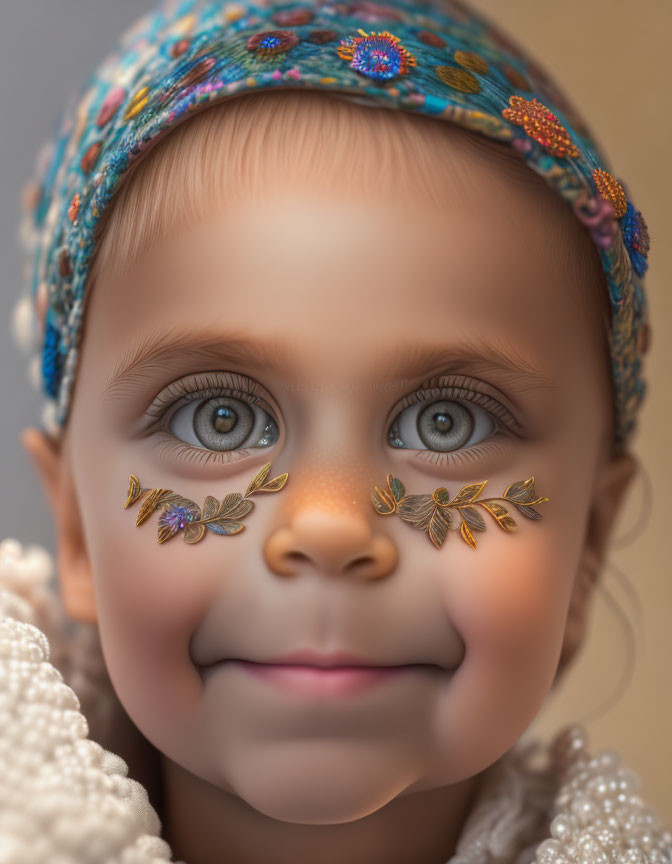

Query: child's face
[48,127,628,822]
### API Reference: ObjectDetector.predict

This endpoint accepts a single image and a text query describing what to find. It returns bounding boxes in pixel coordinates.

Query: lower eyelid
[152,432,257,466]
[411,434,510,468]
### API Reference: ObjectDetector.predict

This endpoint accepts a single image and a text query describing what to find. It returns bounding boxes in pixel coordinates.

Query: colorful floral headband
[13,0,650,444]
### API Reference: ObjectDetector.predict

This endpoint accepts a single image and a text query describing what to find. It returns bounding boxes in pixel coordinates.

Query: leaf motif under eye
[461,505,486,532]
[396,494,435,528]
[258,472,289,493]
[511,502,543,520]
[184,523,206,544]
[502,477,548,507]
[428,506,452,548]
[136,488,173,526]
[388,474,405,502]
[371,484,397,515]
[124,474,143,509]
[225,499,255,520]
[245,461,272,496]
[479,501,517,532]
[206,519,245,535]
[459,519,477,550]
[449,481,488,506]
[124,461,289,545]
[202,496,220,521]
[371,474,549,549]
[218,492,244,515]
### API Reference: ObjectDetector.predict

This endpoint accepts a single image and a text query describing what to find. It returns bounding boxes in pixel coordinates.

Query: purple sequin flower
[573,189,618,250]
[158,504,201,539]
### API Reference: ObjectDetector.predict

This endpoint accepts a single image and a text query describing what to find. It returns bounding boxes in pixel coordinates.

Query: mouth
[198,658,451,698]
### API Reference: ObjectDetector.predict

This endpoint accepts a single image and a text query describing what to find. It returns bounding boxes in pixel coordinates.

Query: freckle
[283,451,373,515]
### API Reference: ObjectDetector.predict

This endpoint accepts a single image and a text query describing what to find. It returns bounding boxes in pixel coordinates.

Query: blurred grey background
[2,0,670,821]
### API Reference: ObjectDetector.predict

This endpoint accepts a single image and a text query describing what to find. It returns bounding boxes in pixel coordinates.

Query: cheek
[427,526,575,779]
[454,531,571,660]
[81,480,240,743]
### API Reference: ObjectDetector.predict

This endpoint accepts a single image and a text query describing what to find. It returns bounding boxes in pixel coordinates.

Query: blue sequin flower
[621,200,650,277]
[337,29,417,81]
[247,29,299,58]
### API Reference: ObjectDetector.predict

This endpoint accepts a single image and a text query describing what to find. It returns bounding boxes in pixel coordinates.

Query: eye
[388,397,497,452]
[170,395,279,451]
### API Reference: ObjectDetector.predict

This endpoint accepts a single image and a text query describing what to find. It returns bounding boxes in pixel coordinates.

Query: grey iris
[416,400,473,451]
[193,397,254,450]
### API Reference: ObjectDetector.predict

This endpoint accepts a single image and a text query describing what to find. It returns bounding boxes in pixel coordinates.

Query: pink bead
[96,86,127,128]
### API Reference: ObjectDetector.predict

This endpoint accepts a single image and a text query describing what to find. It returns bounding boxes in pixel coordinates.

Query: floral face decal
[124,461,289,544]
[371,474,549,549]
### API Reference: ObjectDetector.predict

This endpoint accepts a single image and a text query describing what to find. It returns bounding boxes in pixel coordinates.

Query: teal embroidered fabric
[16,0,651,443]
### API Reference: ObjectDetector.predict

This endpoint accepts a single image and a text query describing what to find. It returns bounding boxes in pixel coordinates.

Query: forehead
[81,112,609,431]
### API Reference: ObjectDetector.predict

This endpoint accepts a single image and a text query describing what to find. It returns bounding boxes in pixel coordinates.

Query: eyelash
[144,371,518,466]
[144,371,277,466]
[388,375,518,468]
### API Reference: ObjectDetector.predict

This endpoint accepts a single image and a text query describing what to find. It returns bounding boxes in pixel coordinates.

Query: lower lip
[204,660,413,697]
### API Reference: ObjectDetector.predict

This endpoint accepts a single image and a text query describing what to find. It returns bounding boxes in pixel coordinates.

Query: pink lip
[229,659,408,696]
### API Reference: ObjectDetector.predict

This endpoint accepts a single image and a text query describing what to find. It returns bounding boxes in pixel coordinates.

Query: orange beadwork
[501,96,579,159]
[67,193,80,222]
[592,168,627,219]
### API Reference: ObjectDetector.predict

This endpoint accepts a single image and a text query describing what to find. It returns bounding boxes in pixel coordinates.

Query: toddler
[2,0,669,862]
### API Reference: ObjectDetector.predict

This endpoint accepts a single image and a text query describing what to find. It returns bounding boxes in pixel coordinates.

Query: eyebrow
[103,324,556,405]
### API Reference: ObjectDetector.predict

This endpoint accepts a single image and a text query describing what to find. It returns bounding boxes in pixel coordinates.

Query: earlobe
[20,427,61,516]
[20,427,98,625]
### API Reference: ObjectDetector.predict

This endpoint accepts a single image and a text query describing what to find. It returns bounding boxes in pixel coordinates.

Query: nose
[264,509,398,580]
[262,451,399,580]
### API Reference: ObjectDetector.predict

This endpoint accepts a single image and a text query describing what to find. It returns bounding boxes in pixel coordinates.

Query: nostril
[286,551,311,564]
[345,555,374,571]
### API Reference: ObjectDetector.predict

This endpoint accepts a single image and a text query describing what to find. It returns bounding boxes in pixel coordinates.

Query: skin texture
[23,110,637,864]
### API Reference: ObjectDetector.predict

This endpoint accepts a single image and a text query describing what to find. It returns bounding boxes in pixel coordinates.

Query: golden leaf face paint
[123,461,289,544]
[371,474,549,550]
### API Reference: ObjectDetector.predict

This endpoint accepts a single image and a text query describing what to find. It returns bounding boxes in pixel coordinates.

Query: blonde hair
[86,88,612,438]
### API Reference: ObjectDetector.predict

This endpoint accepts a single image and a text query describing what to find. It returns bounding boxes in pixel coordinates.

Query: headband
[13,0,651,444]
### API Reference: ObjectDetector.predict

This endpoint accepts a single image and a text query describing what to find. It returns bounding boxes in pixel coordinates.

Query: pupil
[433,412,453,433]
[214,405,236,433]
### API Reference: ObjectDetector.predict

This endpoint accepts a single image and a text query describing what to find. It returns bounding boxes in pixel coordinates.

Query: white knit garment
[1,536,670,864]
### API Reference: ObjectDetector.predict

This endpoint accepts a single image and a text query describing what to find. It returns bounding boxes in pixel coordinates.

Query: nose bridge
[281,449,375,516]
[263,450,398,579]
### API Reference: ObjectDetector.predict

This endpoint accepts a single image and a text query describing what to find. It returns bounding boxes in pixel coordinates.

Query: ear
[555,447,639,682]
[20,426,98,625]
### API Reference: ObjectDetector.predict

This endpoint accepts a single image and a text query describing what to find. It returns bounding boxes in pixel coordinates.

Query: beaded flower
[337,29,417,80]
[501,95,580,159]
[592,168,627,219]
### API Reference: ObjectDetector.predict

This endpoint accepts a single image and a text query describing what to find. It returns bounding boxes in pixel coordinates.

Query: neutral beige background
[467,0,671,822]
